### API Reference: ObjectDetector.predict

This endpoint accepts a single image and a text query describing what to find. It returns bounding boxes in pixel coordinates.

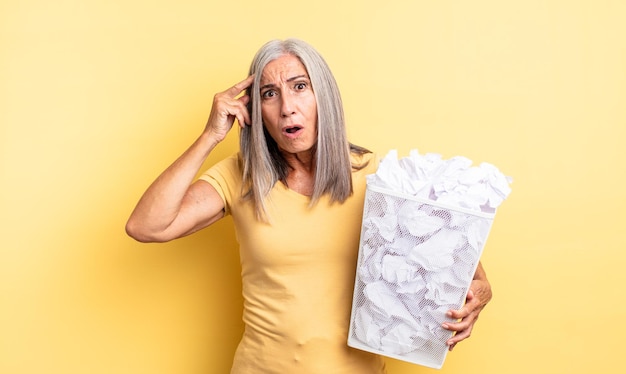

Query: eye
[261,89,277,99]
[294,82,307,90]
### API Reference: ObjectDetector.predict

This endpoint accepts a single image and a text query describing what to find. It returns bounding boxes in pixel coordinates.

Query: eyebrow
[260,74,309,91]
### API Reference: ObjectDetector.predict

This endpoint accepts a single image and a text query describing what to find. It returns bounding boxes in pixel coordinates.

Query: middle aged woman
[125,39,492,373]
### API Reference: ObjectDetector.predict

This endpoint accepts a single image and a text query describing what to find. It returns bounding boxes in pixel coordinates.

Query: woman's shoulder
[350,147,380,174]
[200,153,242,183]
[211,153,242,170]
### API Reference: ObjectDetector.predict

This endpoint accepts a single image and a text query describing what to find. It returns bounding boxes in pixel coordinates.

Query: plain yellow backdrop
[2,0,625,373]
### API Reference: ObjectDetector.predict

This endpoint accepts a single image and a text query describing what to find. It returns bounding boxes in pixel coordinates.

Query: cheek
[260,106,274,126]
[261,99,282,116]
[308,101,318,124]
[307,95,318,117]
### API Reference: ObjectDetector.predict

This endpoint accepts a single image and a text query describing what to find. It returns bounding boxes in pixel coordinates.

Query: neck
[281,149,316,174]
[281,150,316,196]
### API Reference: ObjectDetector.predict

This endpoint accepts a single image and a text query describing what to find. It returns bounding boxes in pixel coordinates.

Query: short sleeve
[198,154,242,216]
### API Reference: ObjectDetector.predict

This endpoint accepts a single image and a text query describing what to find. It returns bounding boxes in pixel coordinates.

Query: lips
[282,125,303,137]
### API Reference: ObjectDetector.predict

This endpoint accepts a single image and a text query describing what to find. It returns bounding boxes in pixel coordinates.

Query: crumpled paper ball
[367,149,512,213]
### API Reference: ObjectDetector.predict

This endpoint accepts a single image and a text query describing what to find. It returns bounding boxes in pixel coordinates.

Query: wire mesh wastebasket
[348,184,495,369]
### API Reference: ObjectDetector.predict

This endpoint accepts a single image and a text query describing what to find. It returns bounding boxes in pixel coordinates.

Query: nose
[280,92,296,117]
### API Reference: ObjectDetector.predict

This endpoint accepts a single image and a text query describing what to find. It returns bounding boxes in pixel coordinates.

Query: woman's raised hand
[205,75,255,143]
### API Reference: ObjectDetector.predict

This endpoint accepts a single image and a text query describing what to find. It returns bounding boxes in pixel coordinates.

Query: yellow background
[2,0,624,373]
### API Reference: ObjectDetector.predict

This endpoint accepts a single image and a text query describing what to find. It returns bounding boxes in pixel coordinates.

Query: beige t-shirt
[200,152,386,374]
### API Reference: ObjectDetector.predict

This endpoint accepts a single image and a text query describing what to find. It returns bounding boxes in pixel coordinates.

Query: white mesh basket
[348,184,495,369]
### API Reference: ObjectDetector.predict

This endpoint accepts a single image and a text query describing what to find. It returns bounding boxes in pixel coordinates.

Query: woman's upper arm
[150,179,226,242]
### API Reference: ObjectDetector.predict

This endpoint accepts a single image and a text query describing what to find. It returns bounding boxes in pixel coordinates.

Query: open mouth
[284,125,303,134]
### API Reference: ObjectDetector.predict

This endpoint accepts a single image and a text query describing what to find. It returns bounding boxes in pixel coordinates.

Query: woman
[126,39,492,373]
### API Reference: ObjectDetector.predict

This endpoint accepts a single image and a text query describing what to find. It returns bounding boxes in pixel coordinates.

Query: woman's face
[259,54,318,157]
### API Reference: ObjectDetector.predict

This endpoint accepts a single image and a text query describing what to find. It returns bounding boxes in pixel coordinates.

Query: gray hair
[239,38,367,221]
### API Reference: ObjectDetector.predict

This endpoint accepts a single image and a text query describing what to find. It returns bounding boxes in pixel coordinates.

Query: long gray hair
[240,38,369,221]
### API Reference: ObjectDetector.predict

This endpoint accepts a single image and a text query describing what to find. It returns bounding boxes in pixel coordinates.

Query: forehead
[260,54,309,84]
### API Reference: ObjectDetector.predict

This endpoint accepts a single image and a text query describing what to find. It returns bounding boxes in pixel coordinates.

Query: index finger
[227,74,255,97]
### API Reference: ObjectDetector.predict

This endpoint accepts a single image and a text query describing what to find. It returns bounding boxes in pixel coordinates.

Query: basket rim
[366,184,496,219]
